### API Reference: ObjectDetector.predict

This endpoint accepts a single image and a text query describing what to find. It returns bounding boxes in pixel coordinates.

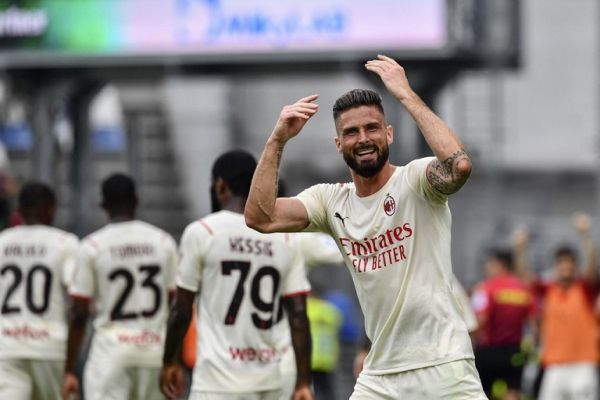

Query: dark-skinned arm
[160,287,196,400]
[282,294,313,400]
[62,296,91,400]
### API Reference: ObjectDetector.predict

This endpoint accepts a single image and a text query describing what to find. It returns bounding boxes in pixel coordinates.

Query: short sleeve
[69,240,97,299]
[176,222,210,293]
[163,234,179,291]
[295,232,342,267]
[61,235,80,287]
[295,184,332,233]
[405,157,448,205]
[280,242,311,297]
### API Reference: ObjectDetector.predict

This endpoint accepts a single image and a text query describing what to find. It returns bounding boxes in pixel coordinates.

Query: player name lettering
[229,346,278,363]
[4,244,46,257]
[110,244,155,258]
[2,324,49,339]
[229,237,273,257]
[117,330,161,345]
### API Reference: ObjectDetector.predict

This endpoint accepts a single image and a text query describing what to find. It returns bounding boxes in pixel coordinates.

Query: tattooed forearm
[426,149,472,195]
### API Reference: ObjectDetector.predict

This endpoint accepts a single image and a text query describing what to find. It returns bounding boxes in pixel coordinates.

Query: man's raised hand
[365,55,414,102]
[271,94,319,143]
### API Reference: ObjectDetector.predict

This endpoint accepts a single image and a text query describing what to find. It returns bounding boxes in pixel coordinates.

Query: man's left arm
[366,55,472,195]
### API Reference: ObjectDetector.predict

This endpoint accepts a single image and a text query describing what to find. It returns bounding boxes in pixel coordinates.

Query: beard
[342,144,389,178]
[210,185,221,212]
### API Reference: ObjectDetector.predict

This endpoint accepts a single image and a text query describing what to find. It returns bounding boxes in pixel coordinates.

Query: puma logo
[334,212,349,226]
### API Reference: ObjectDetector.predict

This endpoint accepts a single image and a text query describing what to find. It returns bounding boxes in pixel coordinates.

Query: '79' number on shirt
[221,261,283,330]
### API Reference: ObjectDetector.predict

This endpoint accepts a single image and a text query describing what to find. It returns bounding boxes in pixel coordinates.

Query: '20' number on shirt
[221,261,283,330]
[1,264,52,315]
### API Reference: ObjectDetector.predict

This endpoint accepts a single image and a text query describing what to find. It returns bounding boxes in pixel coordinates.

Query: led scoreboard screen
[0,0,448,66]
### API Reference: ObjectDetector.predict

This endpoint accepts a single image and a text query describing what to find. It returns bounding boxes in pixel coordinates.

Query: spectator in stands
[515,213,599,400]
[471,248,534,400]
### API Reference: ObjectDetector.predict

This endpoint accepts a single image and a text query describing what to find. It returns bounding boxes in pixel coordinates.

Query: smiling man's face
[334,105,393,178]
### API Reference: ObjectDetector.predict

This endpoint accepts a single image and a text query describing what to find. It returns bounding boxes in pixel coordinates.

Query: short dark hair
[554,245,578,263]
[332,89,384,122]
[487,248,514,271]
[101,173,137,213]
[19,182,56,210]
[212,150,257,198]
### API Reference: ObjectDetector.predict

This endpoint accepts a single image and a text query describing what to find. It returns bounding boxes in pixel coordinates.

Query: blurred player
[278,232,342,400]
[0,182,78,400]
[515,214,599,400]
[160,150,312,400]
[245,55,486,399]
[62,173,178,400]
[276,180,343,400]
[471,248,534,399]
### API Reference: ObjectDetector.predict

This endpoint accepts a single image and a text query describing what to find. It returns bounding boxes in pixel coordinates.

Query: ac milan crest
[383,194,396,216]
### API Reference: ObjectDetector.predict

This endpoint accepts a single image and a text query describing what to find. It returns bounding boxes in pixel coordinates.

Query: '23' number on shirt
[109,264,162,321]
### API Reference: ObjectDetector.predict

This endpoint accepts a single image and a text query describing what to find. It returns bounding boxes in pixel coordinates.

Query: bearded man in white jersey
[0,183,79,400]
[244,55,487,399]
[160,150,313,400]
[62,173,178,400]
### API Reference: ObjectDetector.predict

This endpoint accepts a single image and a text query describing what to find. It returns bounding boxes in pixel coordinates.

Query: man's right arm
[160,287,195,400]
[62,297,90,400]
[513,229,534,284]
[573,212,599,285]
[245,95,319,234]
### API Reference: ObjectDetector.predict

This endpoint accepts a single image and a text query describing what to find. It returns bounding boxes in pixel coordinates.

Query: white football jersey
[0,225,79,360]
[69,220,178,367]
[297,157,474,375]
[277,232,343,386]
[294,232,343,267]
[176,211,310,393]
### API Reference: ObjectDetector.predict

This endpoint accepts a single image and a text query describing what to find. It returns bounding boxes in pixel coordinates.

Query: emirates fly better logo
[383,194,396,216]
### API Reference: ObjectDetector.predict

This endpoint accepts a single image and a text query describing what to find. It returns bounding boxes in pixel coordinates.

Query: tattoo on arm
[426,149,472,195]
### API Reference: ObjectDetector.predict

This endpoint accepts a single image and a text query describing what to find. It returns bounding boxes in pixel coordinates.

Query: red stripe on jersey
[198,220,214,235]
[282,290,311,298]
